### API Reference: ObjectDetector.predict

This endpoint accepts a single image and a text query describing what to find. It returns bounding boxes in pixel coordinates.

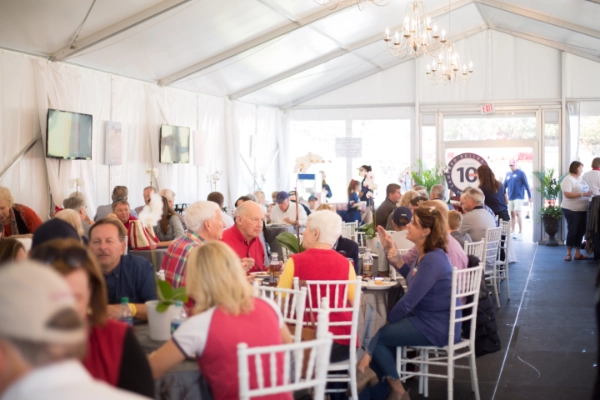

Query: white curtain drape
[566,102,580,168]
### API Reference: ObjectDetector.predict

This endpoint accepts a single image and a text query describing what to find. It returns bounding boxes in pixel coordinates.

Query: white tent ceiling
[0,0,598,108]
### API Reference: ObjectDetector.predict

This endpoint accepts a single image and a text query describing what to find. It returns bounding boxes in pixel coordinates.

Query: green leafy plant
[533,169,566,220]
[359,222,376,239]
[155,279,188,312]
[411,160,446,193]
[276,232,305,254]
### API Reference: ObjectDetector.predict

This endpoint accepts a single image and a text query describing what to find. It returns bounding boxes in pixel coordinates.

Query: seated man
[376,183,401,229]
[63,194,92,237]
[308,195,319,212]
[289,190,311,216]
[89,219,157,320]
[0,261,145,400]
[207,191,234,229]
[460,187,496,243]
[161,201,224,288]
[134,186,157,215]
[448,210,473,246]
[110,199,137,231]
[222,201,267,273]
[95,185,137,221]
[269,191,307,226]
[430,184,451,211]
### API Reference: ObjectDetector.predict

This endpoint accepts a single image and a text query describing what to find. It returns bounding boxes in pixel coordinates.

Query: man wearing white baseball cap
[0,261,149,400]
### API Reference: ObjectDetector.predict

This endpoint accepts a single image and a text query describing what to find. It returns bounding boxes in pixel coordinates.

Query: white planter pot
[146,300,177,341]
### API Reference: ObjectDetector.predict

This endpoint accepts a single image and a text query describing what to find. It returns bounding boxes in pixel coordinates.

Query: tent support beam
[51,0,193,61]
[474,0,600,40]
[0,135,42,180]
[280,24,489,110]
[491,26,600,64]
[158,3,354,86]
[228,0,474,100]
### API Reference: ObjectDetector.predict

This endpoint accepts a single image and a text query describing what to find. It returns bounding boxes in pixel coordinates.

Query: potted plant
[411,160,448,194]
[146,279,189,341]
[534,169,565,246]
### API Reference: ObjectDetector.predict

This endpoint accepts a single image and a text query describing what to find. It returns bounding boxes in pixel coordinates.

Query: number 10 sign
[444,152,488,195]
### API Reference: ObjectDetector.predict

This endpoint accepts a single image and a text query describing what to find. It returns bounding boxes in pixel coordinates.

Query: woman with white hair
[277,210,357,363]
[54,209,87,243]
[0,186,43,237]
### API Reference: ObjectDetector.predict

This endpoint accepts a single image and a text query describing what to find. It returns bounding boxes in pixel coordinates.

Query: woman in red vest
[278,210,358,362]
[30,238,154,398]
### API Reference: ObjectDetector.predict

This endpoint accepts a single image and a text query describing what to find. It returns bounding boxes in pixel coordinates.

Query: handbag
[127,220,159,250]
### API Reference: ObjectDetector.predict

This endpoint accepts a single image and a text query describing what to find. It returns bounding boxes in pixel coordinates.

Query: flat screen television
[160,124,190,164]
[46,109,93,160]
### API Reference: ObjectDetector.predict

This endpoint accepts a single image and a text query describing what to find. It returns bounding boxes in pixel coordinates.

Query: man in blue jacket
[503,159,532,239]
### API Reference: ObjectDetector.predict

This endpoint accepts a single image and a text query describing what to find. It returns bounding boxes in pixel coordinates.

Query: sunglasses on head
[31,246,89,269]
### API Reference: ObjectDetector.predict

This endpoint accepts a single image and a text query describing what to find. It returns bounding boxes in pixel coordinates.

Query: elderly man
[134,186,158,215]
[375,183,401,229]
[207,191,234,229]
[430,184,450,211]
[269,191,307,226]
[221,201,267,273]
[0,262,147,400]
[95,185,138,221]
[89,219,157,320]
[161,201,224,288]
[460,187,497,243]
[63,194,92,237]
[160,188,177,209]
[110,199,138,231]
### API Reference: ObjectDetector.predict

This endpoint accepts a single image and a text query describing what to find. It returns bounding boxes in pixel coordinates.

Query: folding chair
[341,225,353,240]
[495,220,511,300]
[253,283,307,343]
[397,265,484,400]
[482,227,503,307]
[303,278,363,400]
[237,309,333,400]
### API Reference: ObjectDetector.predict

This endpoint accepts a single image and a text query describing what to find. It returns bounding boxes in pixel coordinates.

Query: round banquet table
[134,323,212,400]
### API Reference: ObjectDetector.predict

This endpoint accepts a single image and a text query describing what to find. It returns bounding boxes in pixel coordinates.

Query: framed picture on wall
[105,121,122,165]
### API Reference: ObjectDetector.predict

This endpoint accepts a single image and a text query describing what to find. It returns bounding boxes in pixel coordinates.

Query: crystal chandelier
[425,42,473,85]
[313,0,389,11]
[383,1,447,59]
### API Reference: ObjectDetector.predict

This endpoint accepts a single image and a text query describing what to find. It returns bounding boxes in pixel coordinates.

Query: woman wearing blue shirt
[345,180,362,223]
[356,205,458,400]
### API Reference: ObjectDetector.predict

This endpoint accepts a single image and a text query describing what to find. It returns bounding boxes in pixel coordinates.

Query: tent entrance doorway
[442,141,539,243]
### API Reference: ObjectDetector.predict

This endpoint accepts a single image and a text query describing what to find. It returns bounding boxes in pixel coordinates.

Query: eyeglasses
[30,246,89,269]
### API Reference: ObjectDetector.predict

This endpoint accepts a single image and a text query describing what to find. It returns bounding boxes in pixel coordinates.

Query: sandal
[574,254,589,261]
[564,255,572,261]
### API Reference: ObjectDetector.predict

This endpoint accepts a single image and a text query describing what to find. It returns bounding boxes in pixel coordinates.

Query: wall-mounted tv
[160,124,190,164]
[46,109,93,160]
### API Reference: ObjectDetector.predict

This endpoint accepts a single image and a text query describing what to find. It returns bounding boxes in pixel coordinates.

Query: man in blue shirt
[503,159,532,238]
[89,219,157,321]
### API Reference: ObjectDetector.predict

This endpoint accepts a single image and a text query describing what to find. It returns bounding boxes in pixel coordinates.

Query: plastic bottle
[362,248,374,278]
[170,300,188,335]
[269,252,280,284]
[117,297,133,326]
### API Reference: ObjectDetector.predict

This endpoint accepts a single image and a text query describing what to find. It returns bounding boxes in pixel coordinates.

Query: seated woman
[30,238,155,398]
[317,203,359,273]
[358,206,459,400]
[54,208,88,244]
[345,180,362,223]
[0,238,26,264]
[109,199,137,231]
[149,241,293,400]
[278,210,357,362]
[0,186,43,237]
[154,196,185,246]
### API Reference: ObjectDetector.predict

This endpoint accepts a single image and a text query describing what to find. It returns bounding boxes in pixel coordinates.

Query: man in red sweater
[221,201,266,273]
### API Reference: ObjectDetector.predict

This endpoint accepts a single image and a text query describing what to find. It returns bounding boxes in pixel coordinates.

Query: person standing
[358,165,373,205]
[582,157,600,196]
[345,180,362,223]
[561,161,592,261]
[503,159,532,238]
[478,165,510,223]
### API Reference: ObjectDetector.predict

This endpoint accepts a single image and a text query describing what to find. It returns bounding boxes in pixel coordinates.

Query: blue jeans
[366,318,432,380]
[562,208,587,248]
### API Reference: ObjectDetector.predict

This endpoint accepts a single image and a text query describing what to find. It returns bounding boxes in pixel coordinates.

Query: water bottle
[269,252,280,284]
[117,297,133,326]
[124,236,129,255]
[170,300,188,335]
[362,248,374,278]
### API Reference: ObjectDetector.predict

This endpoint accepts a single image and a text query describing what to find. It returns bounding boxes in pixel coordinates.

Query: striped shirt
[161,231,205,288]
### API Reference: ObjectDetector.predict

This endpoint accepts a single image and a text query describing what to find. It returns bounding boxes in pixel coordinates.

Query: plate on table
[362,279,397,290]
